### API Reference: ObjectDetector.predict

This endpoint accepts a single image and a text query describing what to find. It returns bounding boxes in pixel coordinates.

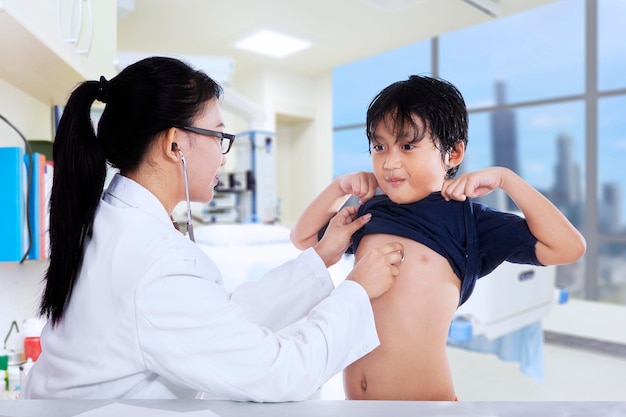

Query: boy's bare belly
[344,234,461,400]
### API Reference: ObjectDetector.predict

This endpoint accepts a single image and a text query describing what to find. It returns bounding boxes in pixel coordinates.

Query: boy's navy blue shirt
[351,192,543,305]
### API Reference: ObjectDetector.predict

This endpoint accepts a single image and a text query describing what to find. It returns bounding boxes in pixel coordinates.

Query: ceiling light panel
[234,30,312,59]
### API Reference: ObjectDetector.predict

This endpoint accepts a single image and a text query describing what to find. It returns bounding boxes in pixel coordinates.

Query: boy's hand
[313,206,372,267]
[347,242,404,300]
[441,167,507,201]
[338,172,379,204]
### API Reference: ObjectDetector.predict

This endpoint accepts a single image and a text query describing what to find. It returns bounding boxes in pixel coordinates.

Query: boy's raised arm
[441,166,586,266]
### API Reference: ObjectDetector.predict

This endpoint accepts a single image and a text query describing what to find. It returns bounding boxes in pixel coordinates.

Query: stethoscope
[173,143,195,242]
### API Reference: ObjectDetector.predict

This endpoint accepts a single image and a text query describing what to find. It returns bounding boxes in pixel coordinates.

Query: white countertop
[0,400,624,417]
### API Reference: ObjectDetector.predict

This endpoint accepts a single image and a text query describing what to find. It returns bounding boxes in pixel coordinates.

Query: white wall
[0,78,52,146]
[233,68,333,226]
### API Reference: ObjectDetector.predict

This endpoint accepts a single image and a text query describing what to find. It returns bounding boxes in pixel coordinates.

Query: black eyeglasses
[177,126,236,154]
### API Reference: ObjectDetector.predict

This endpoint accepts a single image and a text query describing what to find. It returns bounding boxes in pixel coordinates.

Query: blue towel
[447,321,545,381]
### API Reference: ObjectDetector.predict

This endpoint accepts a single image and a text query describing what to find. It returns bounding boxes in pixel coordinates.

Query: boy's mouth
[386,177,405,187]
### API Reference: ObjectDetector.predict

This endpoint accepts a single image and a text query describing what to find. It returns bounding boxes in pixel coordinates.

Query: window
[333,41,431,128]
[439,0,584,108]
[598,96,626,233]
[465,101,586,297]
[598,0,626,91]
[598,95,626,304]
[333,127,370,177]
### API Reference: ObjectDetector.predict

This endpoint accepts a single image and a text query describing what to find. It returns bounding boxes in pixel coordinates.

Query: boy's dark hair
[366,75,468,179]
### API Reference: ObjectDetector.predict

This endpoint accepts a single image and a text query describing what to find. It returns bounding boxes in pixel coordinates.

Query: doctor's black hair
[41,56,222,325]
[365,75,468,180]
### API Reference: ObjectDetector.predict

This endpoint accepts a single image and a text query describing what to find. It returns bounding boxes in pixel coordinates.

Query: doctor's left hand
[314,206,371,268]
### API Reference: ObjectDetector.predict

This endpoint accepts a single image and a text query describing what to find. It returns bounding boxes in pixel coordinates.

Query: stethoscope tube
[178,150,195,242]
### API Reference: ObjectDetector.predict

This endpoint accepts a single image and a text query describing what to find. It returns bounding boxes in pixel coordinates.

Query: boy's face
[370,114,450,204]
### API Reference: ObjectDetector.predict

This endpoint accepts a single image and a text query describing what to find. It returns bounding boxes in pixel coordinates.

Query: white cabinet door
[0,0,117,104]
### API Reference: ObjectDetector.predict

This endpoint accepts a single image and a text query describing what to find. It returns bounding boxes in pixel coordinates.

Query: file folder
[24,152,46,260]
[0,147,25,262]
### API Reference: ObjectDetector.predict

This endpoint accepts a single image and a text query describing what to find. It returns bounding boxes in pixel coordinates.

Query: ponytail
[40,81,107,325]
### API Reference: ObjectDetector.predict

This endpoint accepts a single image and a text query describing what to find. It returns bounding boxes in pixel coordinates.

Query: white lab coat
[22,174,379,401]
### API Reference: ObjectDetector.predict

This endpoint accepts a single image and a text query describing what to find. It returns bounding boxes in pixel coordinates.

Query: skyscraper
[490,81,519,211]
[601,183,622,233]
[553,133,582,228]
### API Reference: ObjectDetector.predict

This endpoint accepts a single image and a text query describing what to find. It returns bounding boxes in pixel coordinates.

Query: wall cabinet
[0,0,117,105]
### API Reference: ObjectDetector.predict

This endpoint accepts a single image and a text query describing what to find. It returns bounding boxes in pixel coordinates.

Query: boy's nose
[383,149,402,169]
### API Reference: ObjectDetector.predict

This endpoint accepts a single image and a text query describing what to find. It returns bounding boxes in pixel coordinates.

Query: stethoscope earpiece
[172,142,186,161]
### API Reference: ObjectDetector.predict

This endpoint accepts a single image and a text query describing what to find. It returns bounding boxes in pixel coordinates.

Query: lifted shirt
[351,192,543,305]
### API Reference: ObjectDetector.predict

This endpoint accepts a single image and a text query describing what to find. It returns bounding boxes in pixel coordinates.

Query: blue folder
[0,147,25,262]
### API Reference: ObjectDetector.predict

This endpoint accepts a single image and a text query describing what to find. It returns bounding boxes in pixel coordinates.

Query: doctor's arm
[441,166,586,265]
[290,172,378,250]
[134,247,400,402]
[232,207,402,330]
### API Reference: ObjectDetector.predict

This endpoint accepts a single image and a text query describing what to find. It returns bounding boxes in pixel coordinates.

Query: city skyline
[481,81,622,233]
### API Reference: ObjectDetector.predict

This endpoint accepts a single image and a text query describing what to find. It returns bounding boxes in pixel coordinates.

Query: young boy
[290,75,586,400]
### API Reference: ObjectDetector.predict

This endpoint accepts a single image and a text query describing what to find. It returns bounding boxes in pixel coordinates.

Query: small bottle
[23,318,45,362]
[23,337,41,362]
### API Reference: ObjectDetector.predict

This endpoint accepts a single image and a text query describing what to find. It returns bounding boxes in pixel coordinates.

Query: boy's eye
[371,144,385,152]
[401,143,415,151]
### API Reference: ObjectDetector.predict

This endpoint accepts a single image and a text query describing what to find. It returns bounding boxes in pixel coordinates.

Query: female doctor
[22,57,404,401]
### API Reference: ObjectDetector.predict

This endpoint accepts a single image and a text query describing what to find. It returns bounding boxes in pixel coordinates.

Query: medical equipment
[175,146,195,242]
[211,130,277,224]
[447,263,567,381]
[449,262,565,341]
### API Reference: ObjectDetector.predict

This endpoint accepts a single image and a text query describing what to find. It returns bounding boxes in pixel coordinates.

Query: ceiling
[118,0,558,82]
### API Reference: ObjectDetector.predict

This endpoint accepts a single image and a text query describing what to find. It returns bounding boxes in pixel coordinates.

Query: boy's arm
[290,172,378,250]
[441,166,586,266]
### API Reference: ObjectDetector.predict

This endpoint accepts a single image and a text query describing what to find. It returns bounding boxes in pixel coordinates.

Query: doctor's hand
[347,242,404,300]
[314,206,371,268]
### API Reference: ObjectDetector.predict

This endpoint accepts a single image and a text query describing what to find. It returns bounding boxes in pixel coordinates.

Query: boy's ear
[448,141,465,168]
